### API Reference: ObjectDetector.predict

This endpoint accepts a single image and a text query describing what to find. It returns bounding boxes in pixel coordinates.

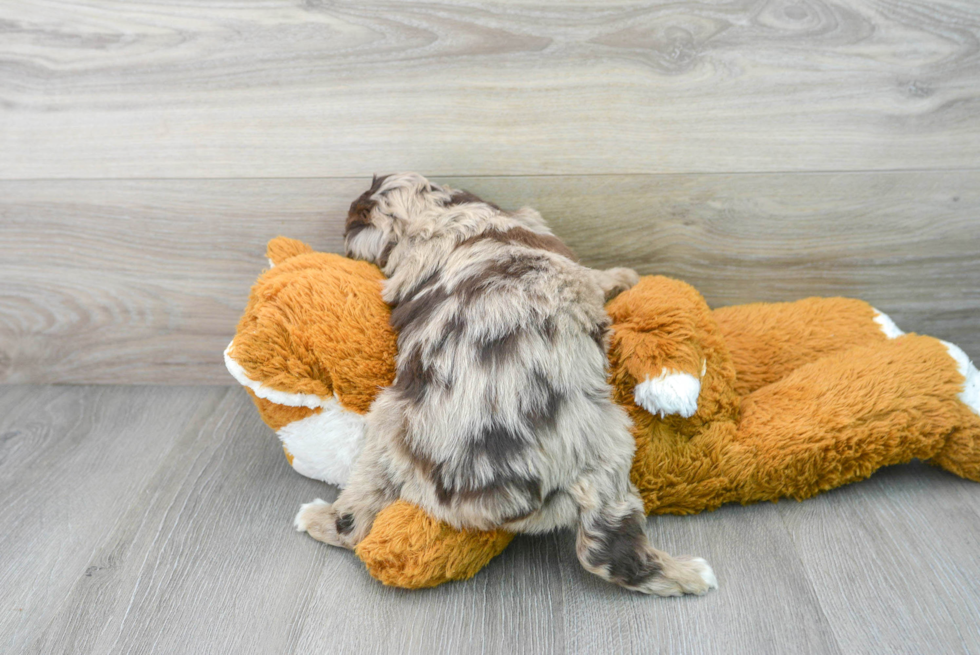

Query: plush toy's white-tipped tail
[941,341,980,416]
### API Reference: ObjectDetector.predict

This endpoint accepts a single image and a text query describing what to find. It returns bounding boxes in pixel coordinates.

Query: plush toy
[226,236,980,589]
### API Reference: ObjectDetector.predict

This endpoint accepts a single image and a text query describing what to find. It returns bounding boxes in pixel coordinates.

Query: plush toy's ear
[266,235,314,267]
[356,501,514,589]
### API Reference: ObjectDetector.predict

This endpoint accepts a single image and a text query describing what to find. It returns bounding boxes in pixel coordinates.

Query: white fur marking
[872,309,905,339]
[294,498,329,532]
[941,340,980,416]
[689,557,719,589]
[224,341,333,409]
[277,403,365,487]
[267,258,275,268]
[634,370,701,418]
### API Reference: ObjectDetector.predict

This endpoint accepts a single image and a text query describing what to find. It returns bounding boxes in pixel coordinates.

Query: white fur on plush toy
[277,402,363,485]
[224,342,364,486]
[868,312,978,416]
[872,309,905,339]
[634,363,704,418]
[941,340,980,417]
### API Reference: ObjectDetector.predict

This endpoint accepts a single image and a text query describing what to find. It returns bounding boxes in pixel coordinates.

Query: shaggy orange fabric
[232,237,397,416]
[355,500,515,589]
[246,390,318,431]
[231,239,980,589]
[714,298,888,396]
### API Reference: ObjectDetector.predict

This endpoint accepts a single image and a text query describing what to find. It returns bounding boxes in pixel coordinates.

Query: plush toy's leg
[294,436,398,549]
[606,276,737,423]
[713,297,901,397]
[928,340,980,481]
[731,335,980,503]
[355,501,515,589]
[572,467,717,596]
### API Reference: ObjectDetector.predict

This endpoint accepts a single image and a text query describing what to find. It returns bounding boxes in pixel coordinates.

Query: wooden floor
[3,384,979,655]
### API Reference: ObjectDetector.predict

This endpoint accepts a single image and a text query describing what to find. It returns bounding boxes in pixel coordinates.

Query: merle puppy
[295,173,716,595]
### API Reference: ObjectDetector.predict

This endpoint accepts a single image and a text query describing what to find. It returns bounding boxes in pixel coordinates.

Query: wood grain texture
[2,0,980,178]
[0,385,226,653]
[2,172,978,385]
[4,385,980,654]
[779,462,980,654]
[25,388,333,655]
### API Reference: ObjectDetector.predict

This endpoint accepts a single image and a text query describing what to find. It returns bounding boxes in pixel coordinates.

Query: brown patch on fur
[459,227,577,261]
[450,472,542,508]
[346,174,390,238]
[524,369,564,431]
[392,422,447,502]
[378,241,396,269]
[481,253,552,282]
[586,512,664,588]
[436,314,466,350]
[542,317,558,343]
[401,419,542,510]
[589,320,610,351]
[390,285,453,342]
[445,189,501,210]
[478,330,522,367]
[467,422,527,468]
[391,348,437,404]
[336,513,355,535]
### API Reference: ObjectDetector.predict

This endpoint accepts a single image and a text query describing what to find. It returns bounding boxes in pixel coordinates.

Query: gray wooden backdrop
[2,0,979,384]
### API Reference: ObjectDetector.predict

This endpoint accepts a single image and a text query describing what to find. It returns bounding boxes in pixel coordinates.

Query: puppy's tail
[571,469,717,596]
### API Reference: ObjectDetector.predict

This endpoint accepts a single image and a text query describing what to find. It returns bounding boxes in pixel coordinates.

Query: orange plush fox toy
[227,237,980,589]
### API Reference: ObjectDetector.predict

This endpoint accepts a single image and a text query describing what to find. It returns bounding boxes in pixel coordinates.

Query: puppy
[295,173,716,595]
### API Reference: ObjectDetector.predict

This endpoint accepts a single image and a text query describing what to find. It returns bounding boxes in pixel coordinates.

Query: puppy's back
[386,231,628,530]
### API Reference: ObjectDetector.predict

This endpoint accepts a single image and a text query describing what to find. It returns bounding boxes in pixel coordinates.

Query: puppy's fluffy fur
[295,173,716,595]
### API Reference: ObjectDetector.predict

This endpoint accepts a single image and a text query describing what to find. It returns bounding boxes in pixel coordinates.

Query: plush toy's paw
[634,369,701,418]
[295,498,355,549]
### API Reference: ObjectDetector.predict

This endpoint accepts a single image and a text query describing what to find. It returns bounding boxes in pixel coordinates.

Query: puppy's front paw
[295,498,356,549]
[634,370,701,418]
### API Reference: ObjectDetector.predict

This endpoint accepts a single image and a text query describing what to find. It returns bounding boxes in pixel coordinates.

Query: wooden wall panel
[1,0,979,178]
[2,172,977,384]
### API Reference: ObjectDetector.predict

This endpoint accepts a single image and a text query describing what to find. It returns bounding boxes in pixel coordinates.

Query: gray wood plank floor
[3,385,979,655]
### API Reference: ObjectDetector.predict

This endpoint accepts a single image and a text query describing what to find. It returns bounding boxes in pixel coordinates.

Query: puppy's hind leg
[295,436,398,549]
[571,469,717,596]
